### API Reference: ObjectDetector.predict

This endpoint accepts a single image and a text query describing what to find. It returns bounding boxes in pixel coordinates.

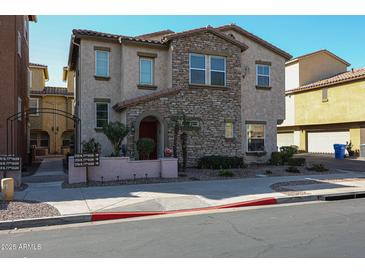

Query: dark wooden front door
[139,119,158,159]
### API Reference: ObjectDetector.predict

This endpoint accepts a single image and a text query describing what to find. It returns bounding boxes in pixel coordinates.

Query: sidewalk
[14,171,365,215]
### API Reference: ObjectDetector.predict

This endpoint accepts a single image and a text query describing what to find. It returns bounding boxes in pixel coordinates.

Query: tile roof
[113,88,182,111]
[215,24,292,60]
[286,68,365,94]
[29,62,47,68]
[135,29,174,40]
[72,29,165,45]
[30,86,73,96]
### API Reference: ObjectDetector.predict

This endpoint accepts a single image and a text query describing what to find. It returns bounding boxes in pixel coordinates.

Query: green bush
[288,157,306,166]
[136,138,155,160]
[307,164,329,172]
[270,152,285,165]
[280,145,298,156]
[197,155,245,169]
[286,166,300,173]
[82,138,101,154]
[218,170,234,177]
[102,121,129,156]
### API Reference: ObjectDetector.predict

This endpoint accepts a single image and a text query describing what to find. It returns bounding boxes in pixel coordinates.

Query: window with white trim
[225,122,234,139]
[189,54,226,86]
[95,50,109,77]
[95,102,109,128]
[17,31,22,57]
[256,64,270,87]
[247,123,265,152]
[139,58,153,85]
[29,98,39,116]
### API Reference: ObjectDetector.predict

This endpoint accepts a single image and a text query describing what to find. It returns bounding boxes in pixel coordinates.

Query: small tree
[136,138,155,160]
[102,121,129,156]
[82,138,101,154]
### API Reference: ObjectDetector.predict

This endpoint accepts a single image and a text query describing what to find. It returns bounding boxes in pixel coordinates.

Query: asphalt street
[1,198,365,257]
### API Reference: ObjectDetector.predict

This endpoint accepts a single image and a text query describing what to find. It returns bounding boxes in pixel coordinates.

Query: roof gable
[286,49,350,66]
[216,24,292,60]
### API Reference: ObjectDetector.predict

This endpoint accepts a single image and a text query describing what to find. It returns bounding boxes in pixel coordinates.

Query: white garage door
[307,131,349,153]
[277,133,294,150]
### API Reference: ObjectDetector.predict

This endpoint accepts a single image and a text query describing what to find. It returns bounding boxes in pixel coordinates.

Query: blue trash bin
[333,144,346,159]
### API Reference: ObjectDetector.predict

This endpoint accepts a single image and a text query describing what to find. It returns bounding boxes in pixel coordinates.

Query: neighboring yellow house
[29,63,74,156]
[278,50,365,155]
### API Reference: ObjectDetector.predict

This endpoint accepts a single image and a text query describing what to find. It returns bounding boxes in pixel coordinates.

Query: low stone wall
[68,157,178,184]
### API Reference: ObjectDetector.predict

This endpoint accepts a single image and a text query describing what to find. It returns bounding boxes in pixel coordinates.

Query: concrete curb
[2,190,365,230]
[0,214,91,230]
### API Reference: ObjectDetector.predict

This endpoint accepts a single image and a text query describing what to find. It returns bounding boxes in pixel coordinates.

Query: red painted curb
[91,197,277,222]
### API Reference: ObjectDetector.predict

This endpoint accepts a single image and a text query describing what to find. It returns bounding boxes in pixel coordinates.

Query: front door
[139,118,158,159]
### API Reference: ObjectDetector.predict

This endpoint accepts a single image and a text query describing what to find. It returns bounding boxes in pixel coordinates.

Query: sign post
[74,153,100,185]
[0,155,21,178]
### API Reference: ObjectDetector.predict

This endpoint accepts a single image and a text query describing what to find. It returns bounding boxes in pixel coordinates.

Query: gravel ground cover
[0,200,60,221]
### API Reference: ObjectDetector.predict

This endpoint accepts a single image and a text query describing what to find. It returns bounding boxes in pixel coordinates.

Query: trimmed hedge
[197,155,245,169]
[288,157,306,166]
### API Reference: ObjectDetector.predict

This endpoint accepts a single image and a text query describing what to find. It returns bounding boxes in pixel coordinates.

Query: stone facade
[124,32,243,167]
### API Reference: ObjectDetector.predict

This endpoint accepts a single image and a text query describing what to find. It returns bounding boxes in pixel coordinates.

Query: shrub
[102,121,129,157]
[82,138,101,154]
[136,138,155,160]
[197,155,245,169]
[286,166,300,173]
[219,170,234,177]
[270,152,285,165]
[307,164,329,172]
[265,170,273,175]
[288,157,306,166]
[280,145,298,156]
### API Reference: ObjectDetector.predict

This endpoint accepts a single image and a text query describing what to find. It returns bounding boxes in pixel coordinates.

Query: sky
[29,15,365,87]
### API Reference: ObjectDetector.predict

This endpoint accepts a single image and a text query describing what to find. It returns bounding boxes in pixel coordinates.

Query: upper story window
[322,88,328,102]
[17,97,22,121]
[225,121,234,139]
[17,31,22,57]
[256,64,270,87]
[95,50,109,77]
[139,58,154,85]
[29,98,39,116]
[189,54,226,86]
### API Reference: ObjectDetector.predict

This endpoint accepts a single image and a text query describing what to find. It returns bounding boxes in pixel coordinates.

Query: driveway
[298,153,365,172]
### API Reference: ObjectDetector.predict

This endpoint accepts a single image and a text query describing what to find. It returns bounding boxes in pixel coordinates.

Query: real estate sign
[0,155,21,171]
[74,153,100,167]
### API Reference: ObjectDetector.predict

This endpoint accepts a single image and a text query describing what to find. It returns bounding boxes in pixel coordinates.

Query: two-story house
[0,15,37,162]
[29,63,74,156]
[68,24,291,166]
[278,49,365,154]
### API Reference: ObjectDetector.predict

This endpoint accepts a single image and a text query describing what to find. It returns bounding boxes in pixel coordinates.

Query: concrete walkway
[22,156,66,185]
[14,171,365,215]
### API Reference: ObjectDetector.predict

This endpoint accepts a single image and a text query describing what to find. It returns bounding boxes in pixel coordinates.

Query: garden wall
[68,157,178,184]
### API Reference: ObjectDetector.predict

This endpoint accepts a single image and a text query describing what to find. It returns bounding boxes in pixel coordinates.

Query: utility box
[1,178,14,201]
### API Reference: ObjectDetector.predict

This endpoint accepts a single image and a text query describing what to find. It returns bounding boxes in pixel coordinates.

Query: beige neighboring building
[29,63,74,156]
[278,50,365,154]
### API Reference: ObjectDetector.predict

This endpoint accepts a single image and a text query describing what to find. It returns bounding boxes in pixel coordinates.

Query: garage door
[277,133,294,149]
[307,131,349,153]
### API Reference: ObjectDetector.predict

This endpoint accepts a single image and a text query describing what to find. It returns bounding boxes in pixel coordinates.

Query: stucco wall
[30,67,46,91]
[299,53,348,86]
[221,29,287,160]
[79,39,122,155]
[121,44,169,100]
[285,62,300,90]
[294,79,365,125]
